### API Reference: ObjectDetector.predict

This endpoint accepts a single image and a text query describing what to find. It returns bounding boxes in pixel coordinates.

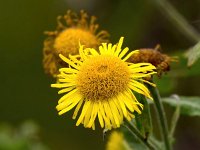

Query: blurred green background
[1,0,200,149]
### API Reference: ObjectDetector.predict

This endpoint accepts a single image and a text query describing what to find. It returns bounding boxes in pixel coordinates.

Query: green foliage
[0,121,49,150]
[154,75,176,95]
[174,52,200,77]
[153,51,200,96]
[122,125,162,150]
[185,41,200,67]
[163,96,200,116]
[122,126,148,150]
[135,95,152,138]
[128,141,148,150]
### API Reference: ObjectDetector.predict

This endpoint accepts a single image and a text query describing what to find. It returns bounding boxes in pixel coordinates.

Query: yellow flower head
[43,10,109,77]
[51,37,156,130]
[106,131,131,150]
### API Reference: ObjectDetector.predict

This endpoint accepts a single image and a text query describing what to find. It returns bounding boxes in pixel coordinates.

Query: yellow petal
[128,83,149,98]
[90,48,99,56]
[76,100,91,126]
[118,47,129,59]
[59,68,78,74]
[109,100,120,127]
[138,79,156,87]
[58,89,78,104]
[129,63,155,69]
[72,99,84,119]
[130,80,150,96]
[103,101,116,128]
[87,102,98,128]
[51,82,76,88]
[114,37,124,57]
[122,50,139,61]
[58,86,75,94]
[83,101,94,127]
[98,108,104,128]
[117,95,128,117]
[130,65,156,73]
[59,54,80,70]
[131,72,156,78]
[99,102,111,129]
[57,92,82,111]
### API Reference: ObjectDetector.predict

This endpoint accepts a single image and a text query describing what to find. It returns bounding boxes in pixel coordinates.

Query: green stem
[145,97,153,136]
[149,86,171,150]
[169,95,180,138]
[149,137,162,150]
[124,120,156,150]
[152,0,200,43]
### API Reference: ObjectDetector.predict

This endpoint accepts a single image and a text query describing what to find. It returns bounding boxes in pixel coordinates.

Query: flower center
[54,28,98,57]
[77,55,131,101]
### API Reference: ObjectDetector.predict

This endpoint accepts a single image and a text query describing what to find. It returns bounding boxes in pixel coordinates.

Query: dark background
[1,0,200,149]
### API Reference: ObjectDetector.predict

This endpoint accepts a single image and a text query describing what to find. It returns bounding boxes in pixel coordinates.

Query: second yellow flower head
[51,37,156,130]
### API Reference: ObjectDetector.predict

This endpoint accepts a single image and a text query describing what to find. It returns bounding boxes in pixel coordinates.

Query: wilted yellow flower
[51,37,156,130]
[43,10,109,77]
[106,131,131,150]
[128,45,177,77]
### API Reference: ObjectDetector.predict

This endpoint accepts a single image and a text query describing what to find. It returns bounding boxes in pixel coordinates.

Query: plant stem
[169,95,180,138]
[145,97,153,135]
[124,120,156,150]
[152,0,200,43]
[149,137,162,150]
[149,86,171,150]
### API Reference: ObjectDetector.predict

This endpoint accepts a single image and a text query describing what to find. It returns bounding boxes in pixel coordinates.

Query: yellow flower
[43,10,109,77]
[51,37,156,130]
[106,131,131,150]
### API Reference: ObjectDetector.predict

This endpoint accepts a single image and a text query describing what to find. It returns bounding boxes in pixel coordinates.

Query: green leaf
[162,96,200,116]
[185,41,200,67]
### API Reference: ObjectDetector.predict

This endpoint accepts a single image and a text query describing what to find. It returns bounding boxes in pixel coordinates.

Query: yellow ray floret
[51,37,156,130]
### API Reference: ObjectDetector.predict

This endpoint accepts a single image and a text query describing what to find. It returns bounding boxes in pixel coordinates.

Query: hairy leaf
[162,96,200,116]
[186,41,200,67]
